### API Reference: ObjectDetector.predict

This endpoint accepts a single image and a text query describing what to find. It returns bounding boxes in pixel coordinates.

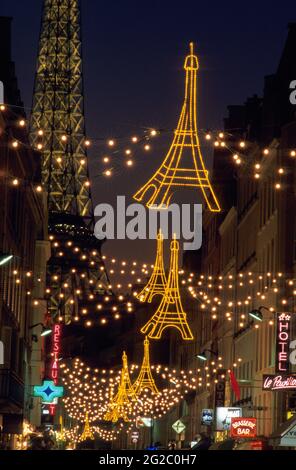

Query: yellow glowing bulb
[61,134,67,141]
[263,148,269,155]
[85,139,91,146]
[218,132,224,138]
[108,139,115,146]
[38,129,43,136]
[105,169,112,176]
[275,183,281,189]
[239,141,245,148]
[278,168,284,174]
[12,178,19,186]
[126,159,133,166]
[36,185,42,192]
[37,143,43,150]
[12,141,19,148]
[0,104,6,111]
[144,144,150,151]
[132,136,138,143]
[150,129,157,136]
[205,133,211,140]
[290,150,296,157]
[19,119,26,127]
[125,149,131,155]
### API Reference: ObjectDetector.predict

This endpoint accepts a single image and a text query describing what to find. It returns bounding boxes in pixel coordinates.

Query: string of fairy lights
[1,104,295,191]
[59,352,243,444]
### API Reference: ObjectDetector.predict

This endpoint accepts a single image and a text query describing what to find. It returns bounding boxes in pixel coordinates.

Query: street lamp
[248,305,270,322]
[0,253,13,266]
[196,349,218,361]
[29,323,52,337]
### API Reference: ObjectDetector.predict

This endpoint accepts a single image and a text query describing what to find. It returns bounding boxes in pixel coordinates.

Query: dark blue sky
[0,0,294,278]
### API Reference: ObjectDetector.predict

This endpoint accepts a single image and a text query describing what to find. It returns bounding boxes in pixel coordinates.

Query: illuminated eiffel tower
[134,43,220,212]
[141,238,194,340]
[137,230,167,303]
[104,351,137,423]
[79,411,94,441]
[29,0,110,322]
[133,337,159,396]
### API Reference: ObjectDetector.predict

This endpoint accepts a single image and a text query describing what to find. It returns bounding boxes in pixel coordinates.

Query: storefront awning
[269,415,296,447]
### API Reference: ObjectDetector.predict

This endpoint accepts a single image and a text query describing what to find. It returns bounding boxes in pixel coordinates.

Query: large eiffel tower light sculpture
[141,237,194,340]
[133,43,220,212]
[29,0,110,322]
[133,337,159,396]
[104,352,137,423]
[137,230,167,303]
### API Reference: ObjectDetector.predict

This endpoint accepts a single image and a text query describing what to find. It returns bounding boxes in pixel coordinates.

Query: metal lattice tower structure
[30,0,110,321]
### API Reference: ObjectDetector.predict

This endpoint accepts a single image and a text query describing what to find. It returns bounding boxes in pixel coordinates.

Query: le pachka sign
[263,374,296,391]
[230,418,257,438]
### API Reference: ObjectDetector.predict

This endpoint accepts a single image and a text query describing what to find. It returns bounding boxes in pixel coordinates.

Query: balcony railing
[0,369,24,408]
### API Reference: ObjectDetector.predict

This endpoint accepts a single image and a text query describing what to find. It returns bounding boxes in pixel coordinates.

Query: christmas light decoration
[104,351,137,423]
[79,412,95,441]
[141,238,194,340]
[136,230,167,302]
[133,43,220,212]
[132,337,159,396]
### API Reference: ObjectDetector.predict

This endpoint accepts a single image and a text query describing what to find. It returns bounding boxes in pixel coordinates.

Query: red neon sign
[49,323,62,416]
[51,323,61,384]
[230,418,257,438]
[276,313,291,372]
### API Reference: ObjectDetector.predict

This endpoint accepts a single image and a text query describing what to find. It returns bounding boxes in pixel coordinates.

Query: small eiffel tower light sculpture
[104,351,137,423]
[137,230,167,303]
[133,43,220,212]
[141,237,194,340]
[79,411,94,441]
[133,337,159,396]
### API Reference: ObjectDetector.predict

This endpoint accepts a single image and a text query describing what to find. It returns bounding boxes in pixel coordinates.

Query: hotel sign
[276,313,291,373]
[214,369,226,408]
[263,374,296,391]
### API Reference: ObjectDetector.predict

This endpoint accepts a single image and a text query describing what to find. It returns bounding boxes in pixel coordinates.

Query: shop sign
[230,418,257,438]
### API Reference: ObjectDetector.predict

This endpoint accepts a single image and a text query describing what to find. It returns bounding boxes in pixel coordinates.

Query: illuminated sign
[34,380,64,403]
[216,407,242,431]
[276,313,291,372]
[201,409,214,426]
[49,323,62,416]
[263,374,296,391]
[215,370,226,408]
[51,323,61,384]
[230,418,257,438]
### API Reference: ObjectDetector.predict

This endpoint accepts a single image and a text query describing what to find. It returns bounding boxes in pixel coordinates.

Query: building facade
[0,17,49,449]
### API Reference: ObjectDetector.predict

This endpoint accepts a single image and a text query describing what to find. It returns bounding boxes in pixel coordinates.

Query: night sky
[0,0,294,281]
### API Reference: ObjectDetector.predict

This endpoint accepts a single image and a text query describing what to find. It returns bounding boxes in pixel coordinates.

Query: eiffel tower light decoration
[133,43,220,212]
[141,237,194,340]
[79,411,94,441]
[137,230,167,303]
[133,337,159,396]
[104,351,137,423]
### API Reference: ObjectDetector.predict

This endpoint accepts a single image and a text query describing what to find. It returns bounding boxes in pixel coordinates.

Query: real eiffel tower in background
[29,0,110,323]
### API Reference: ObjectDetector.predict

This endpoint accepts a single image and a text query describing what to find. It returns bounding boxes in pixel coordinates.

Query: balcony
[0,369,24,412]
